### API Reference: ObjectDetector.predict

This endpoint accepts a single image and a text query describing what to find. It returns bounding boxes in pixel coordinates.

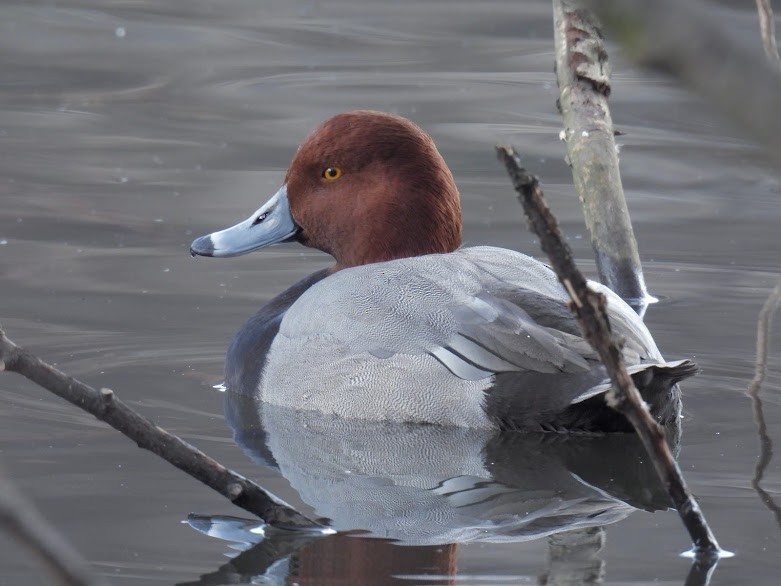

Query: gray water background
[1,0,780,583]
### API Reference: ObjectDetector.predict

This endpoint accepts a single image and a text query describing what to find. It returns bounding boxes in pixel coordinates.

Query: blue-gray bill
[190,185,299,258]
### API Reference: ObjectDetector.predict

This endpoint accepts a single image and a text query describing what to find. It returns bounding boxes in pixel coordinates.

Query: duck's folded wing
[427,290,595,379]
[278,253,630,381]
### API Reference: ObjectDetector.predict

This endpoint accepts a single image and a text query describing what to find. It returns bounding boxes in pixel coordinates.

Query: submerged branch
[746,277,781,533]
[552,0,647,308]
[496,145,721,560]
[0,326,321,530]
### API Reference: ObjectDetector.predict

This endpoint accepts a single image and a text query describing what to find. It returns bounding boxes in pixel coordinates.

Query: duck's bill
[190,185,299,258]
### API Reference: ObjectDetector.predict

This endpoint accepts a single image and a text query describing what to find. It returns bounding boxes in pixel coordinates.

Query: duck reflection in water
[182,396,678,585]
[186,111,699,584]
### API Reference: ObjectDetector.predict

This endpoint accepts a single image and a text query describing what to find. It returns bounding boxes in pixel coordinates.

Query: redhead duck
[191,110,696,432]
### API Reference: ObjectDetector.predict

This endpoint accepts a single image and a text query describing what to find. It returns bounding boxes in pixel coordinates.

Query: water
[1,0,780,583]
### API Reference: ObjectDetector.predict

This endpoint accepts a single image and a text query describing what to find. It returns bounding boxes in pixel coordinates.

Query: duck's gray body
[225,247,695,432]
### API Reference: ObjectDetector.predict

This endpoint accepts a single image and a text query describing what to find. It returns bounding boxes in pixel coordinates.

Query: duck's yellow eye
[322,167,342,181]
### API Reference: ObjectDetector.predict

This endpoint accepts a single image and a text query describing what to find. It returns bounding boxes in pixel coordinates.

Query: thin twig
[496,145,722,560]
[0,467,107,586]
[755,0,781,68]
[0,326,321,530]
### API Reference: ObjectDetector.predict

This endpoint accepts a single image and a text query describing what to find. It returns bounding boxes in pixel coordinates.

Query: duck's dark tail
[556,358,698,435]
[632,359,699,389]
[489,358,698,434]
[630,358,699,446]
[570,359,698,406]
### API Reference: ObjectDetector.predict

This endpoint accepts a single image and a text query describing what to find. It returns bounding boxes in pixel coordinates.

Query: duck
[191,110,696,432]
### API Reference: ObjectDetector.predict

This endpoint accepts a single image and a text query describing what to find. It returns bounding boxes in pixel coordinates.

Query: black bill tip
[190,234,215,257]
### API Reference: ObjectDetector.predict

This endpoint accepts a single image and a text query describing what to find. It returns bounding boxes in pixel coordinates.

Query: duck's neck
[332,187,462,271]
[330,219,462,271]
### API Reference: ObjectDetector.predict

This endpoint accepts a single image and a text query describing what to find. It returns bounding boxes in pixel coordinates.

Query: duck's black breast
[224,268,330,395]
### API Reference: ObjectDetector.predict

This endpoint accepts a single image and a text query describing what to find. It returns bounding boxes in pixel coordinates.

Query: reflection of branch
[746,278,781,533]
[545,527,605,585]
[496,146,721,560]
[0,327,320,529]
[755,0,781,68]
[747,278,781,397]
[0,467,106,586]
[684,556,719,586]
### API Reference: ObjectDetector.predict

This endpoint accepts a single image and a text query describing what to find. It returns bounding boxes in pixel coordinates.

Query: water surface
[1,0,780,584]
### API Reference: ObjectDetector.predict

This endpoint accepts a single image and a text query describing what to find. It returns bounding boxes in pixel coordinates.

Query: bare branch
[0,326,322,530]
[553,0,647,306]
[496,145,722,560]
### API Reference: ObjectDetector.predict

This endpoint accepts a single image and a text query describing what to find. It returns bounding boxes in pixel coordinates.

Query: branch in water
[0,326,322,530]
[496,145,722,560]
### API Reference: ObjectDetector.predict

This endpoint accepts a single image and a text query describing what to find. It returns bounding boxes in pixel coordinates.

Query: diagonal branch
[0,326,321,530]
[496,145,722,560]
